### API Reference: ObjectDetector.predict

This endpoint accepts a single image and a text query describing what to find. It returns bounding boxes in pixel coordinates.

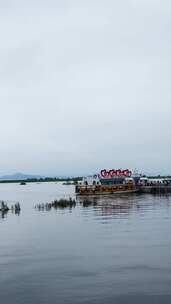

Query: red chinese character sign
[100,169,132,178]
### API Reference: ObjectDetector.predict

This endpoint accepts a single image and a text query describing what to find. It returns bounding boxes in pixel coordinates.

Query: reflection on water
[79,194,171,221]
[34,194,138,216]
[34,193,171,219]
[0,183,171,304]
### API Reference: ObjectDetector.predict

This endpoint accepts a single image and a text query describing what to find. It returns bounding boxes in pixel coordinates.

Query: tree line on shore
[0,177,82,184]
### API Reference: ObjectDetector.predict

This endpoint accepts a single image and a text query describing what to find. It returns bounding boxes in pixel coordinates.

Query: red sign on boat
[100,169,132,178]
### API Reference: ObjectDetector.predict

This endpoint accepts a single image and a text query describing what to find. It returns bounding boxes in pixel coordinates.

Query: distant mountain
[0,173,43,181]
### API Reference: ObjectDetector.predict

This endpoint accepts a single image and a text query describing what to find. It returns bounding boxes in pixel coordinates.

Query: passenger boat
[75,169,141,196]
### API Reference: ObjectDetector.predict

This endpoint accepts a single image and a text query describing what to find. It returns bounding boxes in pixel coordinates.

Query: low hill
[0,173,42,181]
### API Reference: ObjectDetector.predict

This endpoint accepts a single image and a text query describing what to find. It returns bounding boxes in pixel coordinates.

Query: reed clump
[0,201,20,214]
[0,201,9,212]
[35,198,76,210]
[52,198,76,209]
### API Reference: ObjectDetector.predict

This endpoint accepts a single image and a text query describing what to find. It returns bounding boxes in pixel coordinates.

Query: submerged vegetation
[35,198,77,210]
[0,201,21,218]
[52,198,76,208]
[35,198,99,210]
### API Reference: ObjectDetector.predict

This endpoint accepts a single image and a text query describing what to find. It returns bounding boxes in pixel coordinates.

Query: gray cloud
[0,0,171,176]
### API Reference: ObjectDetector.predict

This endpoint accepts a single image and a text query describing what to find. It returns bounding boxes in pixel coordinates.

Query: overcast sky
[0,0,171,176]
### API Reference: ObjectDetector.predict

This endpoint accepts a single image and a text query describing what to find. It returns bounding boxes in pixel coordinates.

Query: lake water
[0,182,171,304]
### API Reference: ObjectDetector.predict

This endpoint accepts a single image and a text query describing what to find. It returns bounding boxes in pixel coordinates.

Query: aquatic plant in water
[35,198,76,210]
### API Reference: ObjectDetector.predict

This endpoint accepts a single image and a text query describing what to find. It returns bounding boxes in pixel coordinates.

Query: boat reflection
[34,193,148,217]
[78,194,139,216]
[78,193,171,219]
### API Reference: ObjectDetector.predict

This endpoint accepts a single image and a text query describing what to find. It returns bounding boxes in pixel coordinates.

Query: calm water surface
[0,182,171,304]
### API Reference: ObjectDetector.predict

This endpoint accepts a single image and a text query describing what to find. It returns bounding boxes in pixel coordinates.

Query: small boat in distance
[20,181,26,185]
[75,169,141,196]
